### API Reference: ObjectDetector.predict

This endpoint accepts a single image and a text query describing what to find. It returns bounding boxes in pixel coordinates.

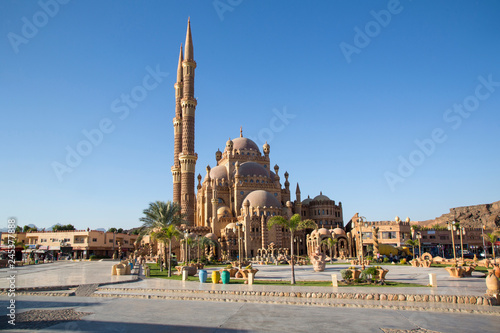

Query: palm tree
[268,214,317,285]
[321,238,338,263]
[483,231,500,259]
[139,201,185,270]
[151,225,182,277]
[405,239,418,259]
[196,236,218,262]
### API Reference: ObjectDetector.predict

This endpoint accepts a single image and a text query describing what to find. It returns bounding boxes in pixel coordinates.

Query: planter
[377,268,389,280]
[445,267,464,278]
[493,265,500,279]
[349,269,361,280]
[421,260,431,268]
[239,268,259,279]
[116,264,126,275]
[462,266,475,277]
[212,270,220,284]
[221,270,230,284]
[486,270,500,292]
[313,259,326,272]
[199,269,207,283]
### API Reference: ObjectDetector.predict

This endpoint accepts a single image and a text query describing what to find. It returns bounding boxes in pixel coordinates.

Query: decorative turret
[295,183,301,202]
[235,161,240,176]
[274,164,279,176]
[284,171,290,191]
[215,149,222,163]
[197,174,202,190]
[263,141,270,156]
[226,138,233,152]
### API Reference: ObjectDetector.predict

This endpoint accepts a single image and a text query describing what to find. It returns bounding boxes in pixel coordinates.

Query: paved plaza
[0,260,499,332]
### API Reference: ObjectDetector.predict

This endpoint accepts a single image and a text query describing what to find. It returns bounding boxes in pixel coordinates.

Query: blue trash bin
[129,262,134,271]
[199,269,207,283]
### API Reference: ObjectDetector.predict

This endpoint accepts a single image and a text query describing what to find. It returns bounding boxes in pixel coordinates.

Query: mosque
[170,20,346,260]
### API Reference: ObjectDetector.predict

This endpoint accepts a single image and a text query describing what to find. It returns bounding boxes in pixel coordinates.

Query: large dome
[232,137,260,152]
[209,165,227,180]
[302,195,312,205]
[244,190,281,208]
[313,192,330,201]
[238,162,268,177]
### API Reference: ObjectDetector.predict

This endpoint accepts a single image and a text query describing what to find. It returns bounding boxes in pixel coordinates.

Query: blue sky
[1,0,499,231]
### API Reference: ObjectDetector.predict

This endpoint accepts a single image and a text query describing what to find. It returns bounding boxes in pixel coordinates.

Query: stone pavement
[0,260,499,332]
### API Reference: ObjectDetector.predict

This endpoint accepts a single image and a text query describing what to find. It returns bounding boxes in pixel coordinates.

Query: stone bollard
[429,273,437,287]
[182,268,188,281]
[248,272,254,285]
[145,266,150,277]
[331,274,338,288]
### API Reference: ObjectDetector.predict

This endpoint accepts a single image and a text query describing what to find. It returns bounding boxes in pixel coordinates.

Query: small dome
[225,222,236,230]
[302,195,312,205]
[318,228,329,236]
[313,192,330,201]
[270,171,276,181]
[205,233,217,241]
[217,206,233,218]
[244,190,281,208]
[395,216,401,222]
[232,137,260,152]
[238,162,268,178]
[209,165,228,180]
[405,217,410,223]
[332,228,345,236]
[310,229,318,237]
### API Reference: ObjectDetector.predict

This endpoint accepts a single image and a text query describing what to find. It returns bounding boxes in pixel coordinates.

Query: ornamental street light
[233,222,245,267]
[358,216,368,270]
[447,220,457,261]
[416,232,422,258]
[459,225,465,262]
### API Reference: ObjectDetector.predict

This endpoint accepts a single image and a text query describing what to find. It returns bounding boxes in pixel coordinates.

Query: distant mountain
[419,200,500,230]
[96,228,106,232]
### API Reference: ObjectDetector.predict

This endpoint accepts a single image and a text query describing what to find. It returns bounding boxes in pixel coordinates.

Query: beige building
[2,230,138,259]
[169,20,344,261]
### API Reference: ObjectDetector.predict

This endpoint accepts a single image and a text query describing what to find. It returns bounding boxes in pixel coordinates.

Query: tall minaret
[179,18,198,225]
[171,44,183,206]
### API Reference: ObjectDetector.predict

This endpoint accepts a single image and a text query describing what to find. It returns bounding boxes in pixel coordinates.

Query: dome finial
[240,126,243,137]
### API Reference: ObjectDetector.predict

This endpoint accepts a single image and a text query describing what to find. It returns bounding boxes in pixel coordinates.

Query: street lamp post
[358,216,368,270]
[459,226,465,262]
[481,223,487,258]
[447,220,457,261]
[416,232,422,258]
[183,231,188,264]
[233,223,244,268]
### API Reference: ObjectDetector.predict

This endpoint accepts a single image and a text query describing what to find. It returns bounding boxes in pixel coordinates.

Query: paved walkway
[1,261,499,332]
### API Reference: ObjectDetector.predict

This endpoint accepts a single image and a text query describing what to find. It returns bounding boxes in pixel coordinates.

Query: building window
[240,191,244,195]
[93,238,97,242]
[382,232,397,239]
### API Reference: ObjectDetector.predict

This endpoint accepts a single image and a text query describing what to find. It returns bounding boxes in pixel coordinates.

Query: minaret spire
[184,18,194,61]
[240,126,243,137]
[177,44,183,83]
[179,18,198,226]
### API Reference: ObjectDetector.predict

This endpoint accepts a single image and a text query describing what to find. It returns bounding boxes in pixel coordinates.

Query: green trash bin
[221,270,230,284]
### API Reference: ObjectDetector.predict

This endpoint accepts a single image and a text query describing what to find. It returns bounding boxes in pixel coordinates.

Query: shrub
[89,255,97,260]
[383,257,390,263]
[366,256,373,261]
[361,267,378,280]
[399,258,407,264]
[226,264,232,269]
[340,269,352,280]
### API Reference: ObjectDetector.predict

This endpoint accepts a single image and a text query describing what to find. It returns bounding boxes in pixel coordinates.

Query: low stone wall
[96,287,498,306]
